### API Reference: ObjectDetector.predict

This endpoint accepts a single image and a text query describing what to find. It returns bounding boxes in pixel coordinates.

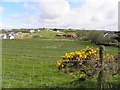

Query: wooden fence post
[98,45,105,90]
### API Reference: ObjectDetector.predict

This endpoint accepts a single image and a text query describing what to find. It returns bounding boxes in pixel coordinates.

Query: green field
[2,39,119,88]
[36,31,63,39]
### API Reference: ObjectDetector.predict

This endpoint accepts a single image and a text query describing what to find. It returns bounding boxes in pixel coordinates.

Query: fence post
[98,45,105,90]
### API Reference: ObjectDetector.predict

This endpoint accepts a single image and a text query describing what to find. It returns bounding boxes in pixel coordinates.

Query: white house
[3,34,7,39]
[30,30,35,33]
[10,35,15,39]
[104,33,118,38]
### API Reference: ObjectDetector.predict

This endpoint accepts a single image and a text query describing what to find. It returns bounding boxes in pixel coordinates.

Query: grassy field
[2,39,119,88]
[35,31,64,39]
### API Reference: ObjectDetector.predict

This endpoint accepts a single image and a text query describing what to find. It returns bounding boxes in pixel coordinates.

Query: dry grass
[15,33,34,39]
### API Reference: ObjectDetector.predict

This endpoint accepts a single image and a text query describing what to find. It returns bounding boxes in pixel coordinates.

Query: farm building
[65,34,77,38]
[56,34,64,36]
[56,34,77,38]
[0,32,22,40]
[30,30,35,33]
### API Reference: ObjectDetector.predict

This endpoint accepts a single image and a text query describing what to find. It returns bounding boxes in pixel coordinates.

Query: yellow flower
[80,72,86,78]
[70,73,76,78]
[84,55,87,59]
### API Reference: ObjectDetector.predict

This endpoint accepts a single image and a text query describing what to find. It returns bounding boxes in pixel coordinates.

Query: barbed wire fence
[2,44,119,89]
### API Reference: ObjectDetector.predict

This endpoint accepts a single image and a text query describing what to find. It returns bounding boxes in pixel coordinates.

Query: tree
[114,31,120,42]
[85,31,115,45]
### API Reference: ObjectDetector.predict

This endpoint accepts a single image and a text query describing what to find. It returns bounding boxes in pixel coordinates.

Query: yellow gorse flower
[80,72,86,78]
[56,46,99,69]
[56,46,116,79]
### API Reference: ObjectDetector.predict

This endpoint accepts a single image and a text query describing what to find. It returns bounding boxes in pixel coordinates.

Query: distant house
[56,34,64,36]
[10,35,15,39]
[65,34,77,38]
[104,33,118,38]
[0,32,17,40]
[56,34,77,38]
[30,30,35,33]
[3,34,8,39]
[56,30,60,32]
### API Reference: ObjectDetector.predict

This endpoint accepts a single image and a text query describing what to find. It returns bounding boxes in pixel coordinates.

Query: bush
[12,29,30,33]
[76,30,91,40]
[114,31,120,42]
[56,46,118,86]
[85,31,116,46]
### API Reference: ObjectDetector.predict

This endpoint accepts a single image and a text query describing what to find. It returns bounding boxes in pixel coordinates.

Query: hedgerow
[56,46,118,83]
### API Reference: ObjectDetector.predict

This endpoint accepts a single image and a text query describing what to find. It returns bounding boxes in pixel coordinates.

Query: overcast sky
[0,0,119,31]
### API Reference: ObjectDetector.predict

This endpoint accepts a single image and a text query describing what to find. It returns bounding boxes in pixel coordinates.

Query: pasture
[2,39,119,88]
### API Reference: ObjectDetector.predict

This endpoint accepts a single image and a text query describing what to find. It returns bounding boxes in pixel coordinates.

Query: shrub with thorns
[56,46,118,81]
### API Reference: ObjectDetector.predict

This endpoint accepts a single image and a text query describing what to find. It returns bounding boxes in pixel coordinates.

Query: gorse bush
[56,46,118,82]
